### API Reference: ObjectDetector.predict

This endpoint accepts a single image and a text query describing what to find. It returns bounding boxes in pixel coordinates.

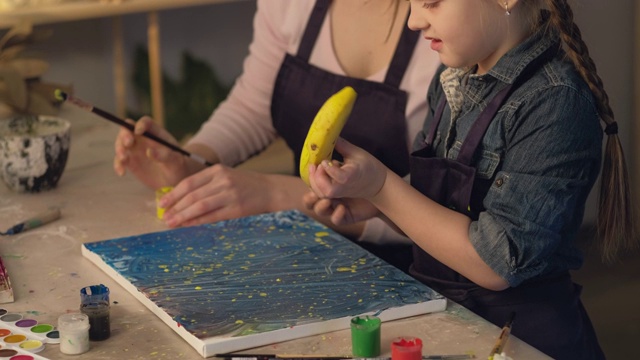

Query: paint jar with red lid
[391,336,423,360]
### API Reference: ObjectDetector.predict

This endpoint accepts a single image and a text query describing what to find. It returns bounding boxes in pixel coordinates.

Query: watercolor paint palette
[0,309,53,360]
[82,210,447,358]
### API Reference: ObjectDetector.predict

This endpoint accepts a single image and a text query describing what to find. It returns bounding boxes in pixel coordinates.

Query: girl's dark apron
[409,53,605,359]
[271,0,416,272]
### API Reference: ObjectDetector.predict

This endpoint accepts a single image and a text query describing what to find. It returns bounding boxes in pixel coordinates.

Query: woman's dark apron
[408,52,605,359]
[271,0,416,272]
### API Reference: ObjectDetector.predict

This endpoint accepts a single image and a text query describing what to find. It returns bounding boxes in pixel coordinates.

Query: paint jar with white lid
[58,313,90,355]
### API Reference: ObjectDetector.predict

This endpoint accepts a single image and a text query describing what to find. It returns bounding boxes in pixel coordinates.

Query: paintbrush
[488,312,515,360]
[54,89,213,167]
[0,208,61,236]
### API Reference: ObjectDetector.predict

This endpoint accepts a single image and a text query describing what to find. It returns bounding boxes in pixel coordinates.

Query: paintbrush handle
[1,208,62,235]
[90,107,203,162]
[22,208,62,231]
[64,93,212,167]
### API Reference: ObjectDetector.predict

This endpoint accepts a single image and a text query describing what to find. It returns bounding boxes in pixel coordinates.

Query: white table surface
[0,105,551,359]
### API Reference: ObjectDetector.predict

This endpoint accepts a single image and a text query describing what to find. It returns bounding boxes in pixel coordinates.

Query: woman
[114,0,440,271]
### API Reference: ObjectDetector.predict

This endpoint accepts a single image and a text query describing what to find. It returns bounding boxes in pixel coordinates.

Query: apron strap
[383,14,419,88]
[297,0,331,61]
[456,84,513,165]
[426,41,560,165]
[424,97,447,147]
[456,42,560,165]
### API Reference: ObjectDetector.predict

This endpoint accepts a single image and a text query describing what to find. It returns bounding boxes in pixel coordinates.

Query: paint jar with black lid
[80,284,111,341]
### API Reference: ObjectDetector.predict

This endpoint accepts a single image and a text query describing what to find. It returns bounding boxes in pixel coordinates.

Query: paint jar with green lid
[350,315,381,357]
[58,312,90,355]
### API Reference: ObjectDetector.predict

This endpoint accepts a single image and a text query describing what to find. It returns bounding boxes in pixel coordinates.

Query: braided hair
[540,0,637,262]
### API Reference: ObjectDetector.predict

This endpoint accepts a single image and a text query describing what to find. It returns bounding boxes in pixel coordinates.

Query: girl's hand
[158,165,286,228]
[308,138,387,200]
[113,116,191,189]
[303,191,380,226]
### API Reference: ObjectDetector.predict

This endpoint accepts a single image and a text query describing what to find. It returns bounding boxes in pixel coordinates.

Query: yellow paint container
[155,186,174,219]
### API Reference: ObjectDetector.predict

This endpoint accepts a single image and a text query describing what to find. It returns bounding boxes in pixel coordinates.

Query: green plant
[129,45,230,142]
[0,21,72,120]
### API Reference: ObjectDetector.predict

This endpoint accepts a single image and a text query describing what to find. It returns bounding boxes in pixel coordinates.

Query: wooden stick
[147,11,165,126]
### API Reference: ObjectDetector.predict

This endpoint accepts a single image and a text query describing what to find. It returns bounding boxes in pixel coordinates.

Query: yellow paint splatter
[235,320,244,324]
[259,292,267,297]
[315,231,330,237]
[195,286,202,290]
[336,267,355,273]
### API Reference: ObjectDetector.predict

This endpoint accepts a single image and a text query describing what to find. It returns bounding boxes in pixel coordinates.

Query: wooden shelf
[0,0,248,125]
[0,0,244,29]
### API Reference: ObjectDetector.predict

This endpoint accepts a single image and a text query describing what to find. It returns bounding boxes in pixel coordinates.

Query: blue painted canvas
[82,210,446,357]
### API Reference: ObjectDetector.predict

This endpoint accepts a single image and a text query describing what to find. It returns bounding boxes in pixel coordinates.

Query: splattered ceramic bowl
[0,116,71,192]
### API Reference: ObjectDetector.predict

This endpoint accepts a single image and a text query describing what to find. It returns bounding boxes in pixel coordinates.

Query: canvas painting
[82,210,446,357]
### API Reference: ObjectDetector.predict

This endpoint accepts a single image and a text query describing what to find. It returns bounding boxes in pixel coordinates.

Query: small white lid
[58,313,90,331]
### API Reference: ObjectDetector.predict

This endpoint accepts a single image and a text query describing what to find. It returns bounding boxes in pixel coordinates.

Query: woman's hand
[158,165,293,228]
[113,116,193,189]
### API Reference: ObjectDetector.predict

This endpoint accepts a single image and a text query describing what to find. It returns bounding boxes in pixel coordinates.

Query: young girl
[304,1,636,358]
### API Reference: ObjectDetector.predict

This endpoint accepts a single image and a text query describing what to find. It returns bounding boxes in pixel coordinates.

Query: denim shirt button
[495,178,504,187]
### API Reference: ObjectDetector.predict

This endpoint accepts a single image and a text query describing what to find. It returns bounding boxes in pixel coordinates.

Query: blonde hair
[524,0,638,262]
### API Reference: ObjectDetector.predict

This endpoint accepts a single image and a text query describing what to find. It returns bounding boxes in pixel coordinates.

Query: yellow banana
[299,86,357,186]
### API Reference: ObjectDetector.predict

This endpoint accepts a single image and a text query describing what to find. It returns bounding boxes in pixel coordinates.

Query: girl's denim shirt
[414,25,603,287]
